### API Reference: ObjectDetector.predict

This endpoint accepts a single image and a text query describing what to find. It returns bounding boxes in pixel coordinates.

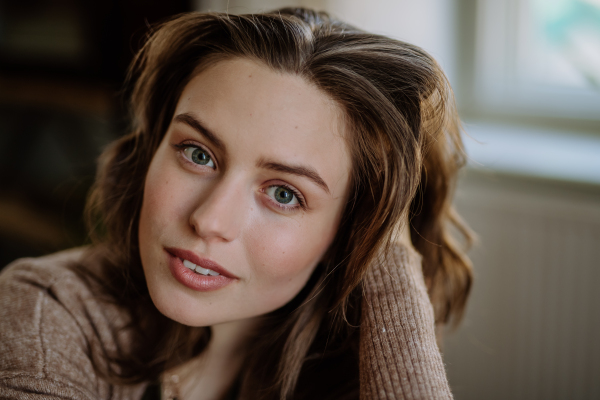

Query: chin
[145,280,207,326]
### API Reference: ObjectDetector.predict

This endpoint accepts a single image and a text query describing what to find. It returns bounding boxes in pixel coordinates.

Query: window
[462,0,600,122]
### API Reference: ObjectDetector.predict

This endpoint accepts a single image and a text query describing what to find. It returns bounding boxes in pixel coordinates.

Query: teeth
[182,259,220,276]
[182,259,196,270]
[195,265,211,275]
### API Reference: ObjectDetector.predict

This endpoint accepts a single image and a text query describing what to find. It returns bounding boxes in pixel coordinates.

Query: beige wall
[194,0,326,14]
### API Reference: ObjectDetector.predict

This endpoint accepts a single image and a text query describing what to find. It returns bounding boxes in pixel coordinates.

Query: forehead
[174,57,352,196]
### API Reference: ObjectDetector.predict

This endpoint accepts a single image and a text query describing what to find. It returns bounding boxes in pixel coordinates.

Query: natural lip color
[164,248,237,292]
[164,247,238,279]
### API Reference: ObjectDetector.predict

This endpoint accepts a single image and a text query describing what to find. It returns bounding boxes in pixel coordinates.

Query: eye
[182,146,215,168]
[265,185,299,206]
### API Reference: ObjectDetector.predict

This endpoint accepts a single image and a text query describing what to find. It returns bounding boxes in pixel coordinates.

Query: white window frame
[470,0,600,121]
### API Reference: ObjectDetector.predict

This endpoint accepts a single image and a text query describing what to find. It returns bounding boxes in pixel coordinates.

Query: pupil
[192,149,210,165]
[274,187,293,204]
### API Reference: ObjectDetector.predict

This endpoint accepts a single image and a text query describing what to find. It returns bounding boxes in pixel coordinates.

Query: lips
[164,247,238,291]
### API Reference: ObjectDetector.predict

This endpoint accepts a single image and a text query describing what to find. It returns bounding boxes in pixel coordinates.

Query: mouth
[164,247,237,292]
[181,258,221,276]
[164,247,238,279]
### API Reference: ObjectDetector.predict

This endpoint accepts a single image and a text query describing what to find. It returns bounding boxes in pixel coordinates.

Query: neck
[207,318,257,359]
[168,318,258,400]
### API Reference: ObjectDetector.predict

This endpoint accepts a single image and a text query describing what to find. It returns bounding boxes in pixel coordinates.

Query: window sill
[462,121,600,186]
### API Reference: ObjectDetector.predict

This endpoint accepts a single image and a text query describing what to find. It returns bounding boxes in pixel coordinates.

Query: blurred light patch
[526,0,600,88]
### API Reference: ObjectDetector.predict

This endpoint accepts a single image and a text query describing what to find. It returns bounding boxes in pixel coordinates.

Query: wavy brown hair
[85,7,473,399]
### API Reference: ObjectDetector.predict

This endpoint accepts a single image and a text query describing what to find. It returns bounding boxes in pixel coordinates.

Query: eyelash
[173,141,307,212]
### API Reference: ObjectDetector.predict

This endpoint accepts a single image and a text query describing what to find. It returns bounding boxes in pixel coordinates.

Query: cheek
[139,172,172,239]
[244,212,338,294]
[139,161,195,238]
[139,166,170,275]
[138,162,193,268]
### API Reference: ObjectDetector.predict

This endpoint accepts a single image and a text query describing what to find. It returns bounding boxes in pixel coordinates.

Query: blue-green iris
[191,148,211,165]
[274,187,294,204]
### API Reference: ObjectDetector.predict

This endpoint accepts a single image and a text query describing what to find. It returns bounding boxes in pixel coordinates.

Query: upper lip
[165,247,238,279]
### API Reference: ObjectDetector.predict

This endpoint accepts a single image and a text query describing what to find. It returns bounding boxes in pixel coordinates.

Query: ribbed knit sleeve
[359,244,453,399]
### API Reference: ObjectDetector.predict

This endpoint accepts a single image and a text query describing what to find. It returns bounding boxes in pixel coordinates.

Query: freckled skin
[138,58,352,327]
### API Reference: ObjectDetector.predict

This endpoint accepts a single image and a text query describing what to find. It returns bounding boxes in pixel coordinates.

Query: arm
[0,251,144,400]
[359,244,453,399]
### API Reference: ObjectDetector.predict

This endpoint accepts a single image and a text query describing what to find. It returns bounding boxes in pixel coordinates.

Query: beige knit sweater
[0,245,452,399]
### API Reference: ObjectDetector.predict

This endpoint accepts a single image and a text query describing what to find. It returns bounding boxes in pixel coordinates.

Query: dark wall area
[0,0,193,268]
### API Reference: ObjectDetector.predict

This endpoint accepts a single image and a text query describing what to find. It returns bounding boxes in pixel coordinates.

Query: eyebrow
[173,113,226,151]
[174,112,330,195]
[257,158,331,195]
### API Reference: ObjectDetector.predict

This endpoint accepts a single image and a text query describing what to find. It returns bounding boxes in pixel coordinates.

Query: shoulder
[0,248,100,342]
[1,247,90,292]
[0,247,114,352]
[0,248,143,399]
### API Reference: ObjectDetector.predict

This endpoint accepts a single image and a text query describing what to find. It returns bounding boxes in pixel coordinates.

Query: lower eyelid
[267,197,302,212]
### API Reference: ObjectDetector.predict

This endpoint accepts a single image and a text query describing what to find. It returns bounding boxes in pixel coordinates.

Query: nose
[189,175,247,242]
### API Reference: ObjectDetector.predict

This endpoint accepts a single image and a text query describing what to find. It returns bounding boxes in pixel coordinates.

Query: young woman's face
[138,58,352,327]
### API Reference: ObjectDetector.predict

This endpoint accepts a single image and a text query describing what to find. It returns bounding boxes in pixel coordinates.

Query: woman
[0,8,472,400]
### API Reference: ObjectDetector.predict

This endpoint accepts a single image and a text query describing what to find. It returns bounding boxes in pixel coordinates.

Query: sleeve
[359,244,453,400]
[0,255,142,400]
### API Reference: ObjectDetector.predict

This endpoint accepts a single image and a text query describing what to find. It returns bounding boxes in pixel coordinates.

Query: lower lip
[166,251,235,292]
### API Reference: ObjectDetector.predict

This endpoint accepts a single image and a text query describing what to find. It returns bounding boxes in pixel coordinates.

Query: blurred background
[0,0,598,398]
